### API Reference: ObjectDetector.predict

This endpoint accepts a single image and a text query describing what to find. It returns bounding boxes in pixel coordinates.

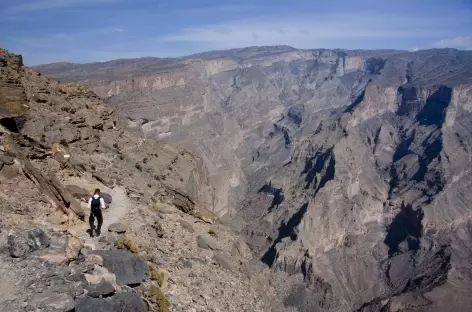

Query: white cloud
[110,27,124,33]
[4,0,120,14]
[432,36,472,50]
[158,12,465,50]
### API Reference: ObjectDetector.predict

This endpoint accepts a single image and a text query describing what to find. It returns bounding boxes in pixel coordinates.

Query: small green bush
[208,228,218,237]
[150,284,171,312]
[157,271,165,288]
[148,262,160,281]
[115,237,139,253]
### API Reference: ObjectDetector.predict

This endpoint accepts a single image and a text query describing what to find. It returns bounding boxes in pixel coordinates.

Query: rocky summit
[0,47,282,312]
[4,45,472,312]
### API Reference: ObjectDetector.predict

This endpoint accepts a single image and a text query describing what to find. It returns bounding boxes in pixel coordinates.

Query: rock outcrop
[35,46,472,311]
[1,47,281,312]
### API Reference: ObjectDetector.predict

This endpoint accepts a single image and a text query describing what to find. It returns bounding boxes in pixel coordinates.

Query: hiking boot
[87,229,94,238]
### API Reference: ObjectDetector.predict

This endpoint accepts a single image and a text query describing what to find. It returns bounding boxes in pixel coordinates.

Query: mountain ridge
[36,46,467,68]
[1,47,283,312]
[34,45,472,311]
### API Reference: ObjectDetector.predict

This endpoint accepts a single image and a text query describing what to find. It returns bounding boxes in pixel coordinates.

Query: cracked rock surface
[34,46,472,311]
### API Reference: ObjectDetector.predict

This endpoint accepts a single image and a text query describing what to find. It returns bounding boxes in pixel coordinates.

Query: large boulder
[34,233,83,264]
[66,185,90,202]
[85,279,115,298]
[75,292,147,312]
[65,236,84,260]
[7,228,50,257]
[0,152,14,165]
[66,185,112,204]
[28,292,75,312]
[0,155,20,179]
[108,223,126,234]
[91,250,148,286]
[75,296,114,312]
[84,265,117,288]
[36,249,69,265]
[213,251,234,271]
[101,192,112,205]
[196,235,220,251]
[109,292,148,312]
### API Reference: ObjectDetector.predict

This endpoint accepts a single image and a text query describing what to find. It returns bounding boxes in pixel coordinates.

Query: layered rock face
[36,47,472,311]
[2,48,284,312]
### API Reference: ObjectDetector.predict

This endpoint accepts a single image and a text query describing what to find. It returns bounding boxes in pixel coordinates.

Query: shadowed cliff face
[36,47,472,312]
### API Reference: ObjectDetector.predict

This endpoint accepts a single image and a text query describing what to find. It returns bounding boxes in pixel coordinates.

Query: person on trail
[88,188,106,237]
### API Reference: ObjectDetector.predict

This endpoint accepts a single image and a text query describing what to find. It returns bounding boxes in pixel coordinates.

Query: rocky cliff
[36,46,472,312]
[0,47,281,312]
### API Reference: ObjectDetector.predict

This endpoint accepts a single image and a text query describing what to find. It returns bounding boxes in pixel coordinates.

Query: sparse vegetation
[115,237,139,253]
[149,284,171,312]
[143,157,148,164]
[148,261,159,281]
[135,163,143,171]
[208,228,218,237]
[157,271,165,288]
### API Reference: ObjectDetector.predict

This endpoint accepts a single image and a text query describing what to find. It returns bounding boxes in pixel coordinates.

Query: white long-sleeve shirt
[88,194,106,209]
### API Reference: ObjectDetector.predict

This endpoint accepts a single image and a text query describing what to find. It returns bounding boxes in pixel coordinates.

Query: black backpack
[91,196,102,211]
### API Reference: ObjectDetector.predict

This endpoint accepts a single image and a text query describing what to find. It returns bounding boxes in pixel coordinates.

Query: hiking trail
[66,179,132,245]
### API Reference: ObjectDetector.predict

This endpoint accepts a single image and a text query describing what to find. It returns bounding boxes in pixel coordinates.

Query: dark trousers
[89,208,103,234]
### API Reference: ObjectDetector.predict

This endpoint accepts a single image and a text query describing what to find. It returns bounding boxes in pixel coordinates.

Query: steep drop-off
[1,47,282,312]
[36,47,472,312]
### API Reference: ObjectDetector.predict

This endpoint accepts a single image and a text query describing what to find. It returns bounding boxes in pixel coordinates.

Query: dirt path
[66,179,133,244]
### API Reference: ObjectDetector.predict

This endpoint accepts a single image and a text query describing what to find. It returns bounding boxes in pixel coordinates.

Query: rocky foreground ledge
[0,227,158,312]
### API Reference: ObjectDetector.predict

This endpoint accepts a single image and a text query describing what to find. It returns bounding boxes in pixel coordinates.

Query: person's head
[94,188,100,195]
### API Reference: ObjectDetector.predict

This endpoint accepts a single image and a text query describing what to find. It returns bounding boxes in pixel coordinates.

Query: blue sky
[1,0,471,65]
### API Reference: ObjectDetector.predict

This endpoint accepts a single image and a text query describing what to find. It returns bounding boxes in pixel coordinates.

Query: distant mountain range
[36,46,472,312]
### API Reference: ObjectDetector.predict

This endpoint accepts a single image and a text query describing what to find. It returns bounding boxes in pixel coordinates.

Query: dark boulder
[86,280,115,298]
[91,249,148,286]
[75,296,115,312]
[101,192,112,205]
[7,228,50,257]
[0,153,14,165]
[75,292,147,312]
[28,292,75,312]
[109,292,148,312]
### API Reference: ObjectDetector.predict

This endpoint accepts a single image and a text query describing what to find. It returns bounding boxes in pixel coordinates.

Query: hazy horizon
[1,0,471,65]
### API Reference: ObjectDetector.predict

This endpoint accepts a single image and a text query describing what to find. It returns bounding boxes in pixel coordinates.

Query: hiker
[88,188,106,237]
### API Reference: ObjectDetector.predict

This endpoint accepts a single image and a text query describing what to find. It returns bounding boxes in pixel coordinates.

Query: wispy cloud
[110,27,124,33]
[432,36,472,50]
[159,12,469,50]
[8,26,125,49]
[2,0,471,64]
[3,0,120,15]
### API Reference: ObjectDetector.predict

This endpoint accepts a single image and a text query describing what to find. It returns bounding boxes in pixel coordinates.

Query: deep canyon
[34,46,472,312]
